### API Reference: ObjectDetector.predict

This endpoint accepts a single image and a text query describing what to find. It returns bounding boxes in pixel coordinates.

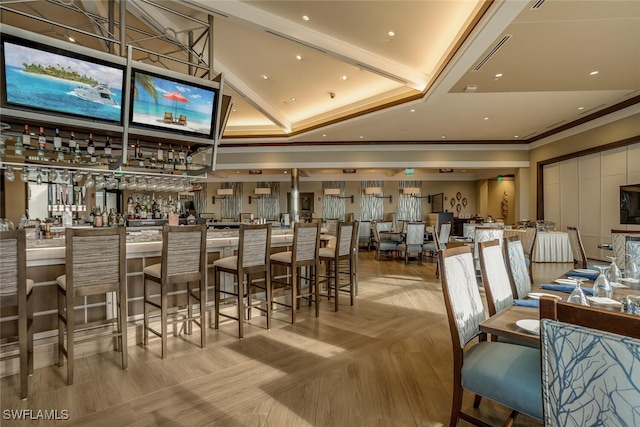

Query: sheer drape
[360,180,384,221]
[257,182,280,220]
[221,182,242,221]
[193,182,207,216]
[322,181,345,220]
[398,181,422,221]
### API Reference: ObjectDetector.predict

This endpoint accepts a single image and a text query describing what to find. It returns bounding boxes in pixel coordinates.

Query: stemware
[20,168,29,183]
[5,166,15,182]
[592,265,612,299]
[567,277,590,306]
[606,256,621,284]
[626,254,639,280]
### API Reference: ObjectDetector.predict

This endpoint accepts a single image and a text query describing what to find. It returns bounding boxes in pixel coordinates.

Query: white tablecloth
[532,231,573,263]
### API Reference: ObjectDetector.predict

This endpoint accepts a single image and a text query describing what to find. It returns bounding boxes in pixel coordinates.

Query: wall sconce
[248,187,272,204]
[212,188,234,204]
[324,188,354,203]
[365,187,392,203]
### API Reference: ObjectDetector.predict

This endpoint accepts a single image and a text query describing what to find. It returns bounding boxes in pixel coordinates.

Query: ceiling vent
[530,0,547,10]
[473,35,512,71]
[464,85,478,92]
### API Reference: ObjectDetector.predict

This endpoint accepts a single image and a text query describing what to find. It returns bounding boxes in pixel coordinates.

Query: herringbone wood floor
[1,251,570,426]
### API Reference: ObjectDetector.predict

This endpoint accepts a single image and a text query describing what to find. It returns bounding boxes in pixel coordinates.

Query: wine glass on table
[606,256,621,284]
[626,254,639,281]
[592,265,612,299]
[567,277,590,306]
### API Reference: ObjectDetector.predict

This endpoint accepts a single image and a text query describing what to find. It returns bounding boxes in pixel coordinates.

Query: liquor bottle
[157,143,164,165]
[68,131,77,151]
[178,145,186,164]
[167,144,174,164]
[134,140,141,159]
[104,136,112,157]
[22,125,31,147]
[14,136,23,157]
[37,127,46,158]
[53,128,62,151]
[87,133,95,155]
[186,146,193,166]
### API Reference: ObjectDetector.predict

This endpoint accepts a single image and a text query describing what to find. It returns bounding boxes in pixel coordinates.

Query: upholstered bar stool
[0,229,34,399]
[319,221,357,311]
[270,222,321,323]
[143,224,206,359]
[213,223,271,339]
[56,226,127,385]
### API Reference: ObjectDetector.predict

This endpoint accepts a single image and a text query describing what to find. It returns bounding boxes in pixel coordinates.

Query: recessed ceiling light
[514,135,519,138]
[410,109,416,113]
[341,75,348,80]
[484,117,489,120]
[441,136,446,139]
[590,70,599,75]
[262,75,268,80]
[302,15,309,21]
[296,55,302,60]
[578,106,584,110]
[232,108,237,112]
[68,37,75,43]
[495,73,503,77]
[322,134,327,137]
[284,170,288,173]
[290,97,296,101]
[387,31,395,37]
[359,136,364,139]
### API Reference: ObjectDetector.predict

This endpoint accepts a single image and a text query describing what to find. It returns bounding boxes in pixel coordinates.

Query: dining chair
[566,226,588,269]
[478,239,515,318]
[214,223,271,338]
[357,220,371,250]
[373,221,398,260]
[539,297,640,426]
[0,229,34,399]
[320,221,357,311]
[439,245,542,426]
[143,224,206,358]
[612,229,640,270]
[462,222,476,239]
[422,225,442,277]
[397,222,425,263]
[270,222,321,323]
[473,227,504,273]
[503,236,531,300]
[521,226,537,282]
[438,221,452,248]
[324,218,339,237]
[626,235,640,271]
[56,226,127,384]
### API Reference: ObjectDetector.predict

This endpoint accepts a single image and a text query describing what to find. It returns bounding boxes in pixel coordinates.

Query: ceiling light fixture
[341,75,347,80]
[484,117,489,120]
[495,73,503,77]
[302,15,309,21]
[578,106,584,110]
[290,97,296,101]
[387,31,395,37]
[441,136,446,139]
[262,75,268,80]
[68,36,75,43]
[410,109,416,113]
[359,136,364,139]
[590,71,599,75]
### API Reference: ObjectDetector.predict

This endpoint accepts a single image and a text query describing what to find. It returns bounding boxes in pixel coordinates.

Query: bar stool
[143,224,206,359]
[270,222,321,323]
[56,226,127,385]
[213,223,271,339]
[319,221,357,311]
[0,229,34,399]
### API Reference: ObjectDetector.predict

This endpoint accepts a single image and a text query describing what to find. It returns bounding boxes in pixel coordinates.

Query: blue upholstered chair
[539,298,640,426]
[504,236,531,299]
[397,222,425,263]
[373,221,398,260]
[439,245,542,426]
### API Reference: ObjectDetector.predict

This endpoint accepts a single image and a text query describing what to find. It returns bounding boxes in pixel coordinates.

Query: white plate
[516,319,540,335]
[573,268,598,275]
[554,278,578,285]
[527,292,562,300]
[610,282,629,288]
[586,296,622,306]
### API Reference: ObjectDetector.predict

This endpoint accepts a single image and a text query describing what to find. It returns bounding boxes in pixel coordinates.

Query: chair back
[463,222,476,239]
[478,239,514,316]
[65,227,126,292]
[0,229,26,296]
[473,226,504,260]
[539,298,640,426]
[162,224,206,281]
[566,226,587,268]
[373,221,392,242]
[336,221,356,257]
[439,245,486,350]
[612,229,640,270]
[504,236,531,299]
[521,226,537,257]
[238,223,271,271]
[439,221,451,249]
[358,221,370,243]
[404,222,425,245]
[324,218,339,236]
[293,222,321,264]
[626,236,640,268]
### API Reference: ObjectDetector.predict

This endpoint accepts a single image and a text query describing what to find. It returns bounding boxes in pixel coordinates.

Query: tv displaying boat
[129,68,218,139]
[1,36,124,123]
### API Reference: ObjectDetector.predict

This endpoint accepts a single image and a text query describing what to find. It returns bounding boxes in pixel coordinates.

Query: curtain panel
[398,181,422,221]
[221,182,242,221]
[257,182,280,220]
[360,180,384,221]
[322,181,345,220]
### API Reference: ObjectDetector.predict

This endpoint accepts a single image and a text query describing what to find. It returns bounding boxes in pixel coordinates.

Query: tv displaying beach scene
[2,39,124,123]
[130,69,217,138]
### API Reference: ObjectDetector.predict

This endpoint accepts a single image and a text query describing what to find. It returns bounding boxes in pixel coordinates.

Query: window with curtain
[322,181,345,220]
[257,182,280,220]
[221,182,242,221]
[360,180,384,221]
[192,182,207,216]
[398,181,422,221]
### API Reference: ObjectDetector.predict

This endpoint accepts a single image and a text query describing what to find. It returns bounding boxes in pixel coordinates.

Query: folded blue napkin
[566,270,598,281]
[541,283,595,296]
[514,299,539,308]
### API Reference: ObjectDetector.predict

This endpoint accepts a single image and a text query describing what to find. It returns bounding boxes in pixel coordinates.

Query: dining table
[479,269,640,345]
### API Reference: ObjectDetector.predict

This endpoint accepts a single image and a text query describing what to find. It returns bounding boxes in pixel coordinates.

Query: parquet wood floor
[1,251,571,426]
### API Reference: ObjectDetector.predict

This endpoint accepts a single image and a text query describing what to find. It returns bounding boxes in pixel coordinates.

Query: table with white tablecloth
[531,231,572,262]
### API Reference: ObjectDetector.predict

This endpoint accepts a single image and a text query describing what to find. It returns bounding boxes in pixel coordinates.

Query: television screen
[620,184,640,225]
[431,193,444,213]
[130,69,217,139]
[1,37,124,123]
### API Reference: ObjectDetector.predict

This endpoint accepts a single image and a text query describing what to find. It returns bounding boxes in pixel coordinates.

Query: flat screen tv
[129,68,218,139]
[620,184,640,224]
[1,35,124,124]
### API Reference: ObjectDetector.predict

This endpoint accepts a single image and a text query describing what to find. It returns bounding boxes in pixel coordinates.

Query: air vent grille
[473,35,512,71]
